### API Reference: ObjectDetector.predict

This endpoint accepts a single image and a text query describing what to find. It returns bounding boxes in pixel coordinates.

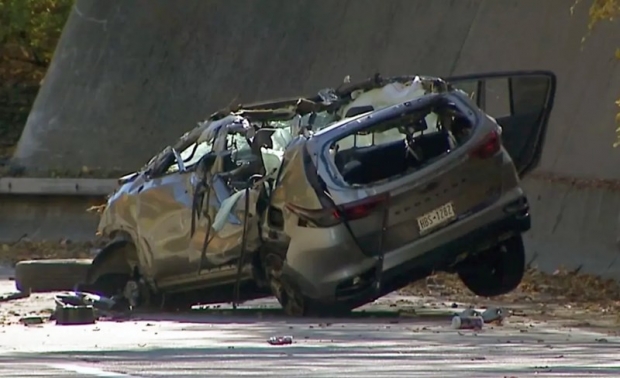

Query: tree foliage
[0,0,73,160]
[575,0,620,146]
[0,0,73,83]
[575,0,620,30]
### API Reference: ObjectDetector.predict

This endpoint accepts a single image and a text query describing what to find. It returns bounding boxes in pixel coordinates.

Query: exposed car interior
[331,101,475,186]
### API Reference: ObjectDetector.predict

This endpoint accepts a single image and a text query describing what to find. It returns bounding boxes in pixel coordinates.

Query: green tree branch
[574,0,620,146]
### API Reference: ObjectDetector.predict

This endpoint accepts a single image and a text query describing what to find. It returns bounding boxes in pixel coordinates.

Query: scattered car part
[14,259,92,293]
[54,300,97,326]
[56,291,117,312]
[480,307,507,324]
[452,306,507,329]
[52,291,126,325]
[19,316,46,326]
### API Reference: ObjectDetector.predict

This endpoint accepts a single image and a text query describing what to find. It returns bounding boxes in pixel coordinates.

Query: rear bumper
[379,197,530,294]
[280,189,530,309]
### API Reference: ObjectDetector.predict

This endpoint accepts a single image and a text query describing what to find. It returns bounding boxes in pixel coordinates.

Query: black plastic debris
[54,304,97,325]
[52,291,115,325]
[0,290,30,303]
[19,316,45,326]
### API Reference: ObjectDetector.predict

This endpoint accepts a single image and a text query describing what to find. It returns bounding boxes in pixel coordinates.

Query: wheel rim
[264,253,305,316]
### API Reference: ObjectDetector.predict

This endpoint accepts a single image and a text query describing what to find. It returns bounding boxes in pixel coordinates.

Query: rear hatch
[314,93,504,256]
[380,130,503,252]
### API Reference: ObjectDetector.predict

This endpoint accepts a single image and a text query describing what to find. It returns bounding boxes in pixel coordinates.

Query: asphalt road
[1,275,620,377]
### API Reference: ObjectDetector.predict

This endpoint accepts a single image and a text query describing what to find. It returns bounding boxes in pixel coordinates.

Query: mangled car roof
[173,73,456,151]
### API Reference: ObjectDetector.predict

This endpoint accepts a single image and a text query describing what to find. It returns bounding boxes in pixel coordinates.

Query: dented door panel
[189,174,262,274]
[132,172,196,281]
[268,139,324,213]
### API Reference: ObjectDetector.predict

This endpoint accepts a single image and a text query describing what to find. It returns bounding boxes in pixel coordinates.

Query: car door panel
[189,174,261,273]
[447,70,557,176]
[134,172,195,282]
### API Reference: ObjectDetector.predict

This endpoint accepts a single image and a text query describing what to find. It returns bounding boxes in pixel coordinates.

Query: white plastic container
[451,315,484,330]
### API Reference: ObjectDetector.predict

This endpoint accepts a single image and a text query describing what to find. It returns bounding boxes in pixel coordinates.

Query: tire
[263,252,351,317]
[15,259,93,293]
[457,234,526,297]
[77,242,158,310]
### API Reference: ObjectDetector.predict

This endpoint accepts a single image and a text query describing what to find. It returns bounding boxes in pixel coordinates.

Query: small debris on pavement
[52,291,124,325]
[19,316,45,326]
[54,300,97,325]
[0,290,30,303]
[268,336,293,345]
[480,307,507,324]
[451,314,484,330]
[451,306,508,330]
[56,291,117,312]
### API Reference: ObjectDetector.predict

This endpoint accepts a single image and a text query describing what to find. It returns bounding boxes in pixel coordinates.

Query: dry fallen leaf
[401,267,620,323]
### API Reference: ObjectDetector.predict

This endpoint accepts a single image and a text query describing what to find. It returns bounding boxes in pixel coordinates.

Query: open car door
[446,70,557,177]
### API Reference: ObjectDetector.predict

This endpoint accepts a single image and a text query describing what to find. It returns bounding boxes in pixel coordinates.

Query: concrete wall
[0,196,103,243]
[9,0,620,277]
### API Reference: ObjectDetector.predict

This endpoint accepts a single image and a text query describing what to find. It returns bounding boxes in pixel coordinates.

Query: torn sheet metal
[193,185,261,268]
[213,190,246,234]
[339,76,439,130]
[339,77,426,117]
[196,114,254,146]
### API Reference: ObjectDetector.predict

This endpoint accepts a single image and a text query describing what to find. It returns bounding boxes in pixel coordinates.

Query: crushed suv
[80,71,556,315]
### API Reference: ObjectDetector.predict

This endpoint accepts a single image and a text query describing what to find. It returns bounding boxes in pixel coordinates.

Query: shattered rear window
[330,99,475,186]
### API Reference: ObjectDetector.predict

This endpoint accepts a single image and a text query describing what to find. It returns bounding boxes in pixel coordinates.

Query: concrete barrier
[8,0,620,277]
[0,179,113,243]
[0,195,104,243]
[523,177,620,278]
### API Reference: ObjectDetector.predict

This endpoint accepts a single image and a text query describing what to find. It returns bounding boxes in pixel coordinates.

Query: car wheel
[81,272,129,298]
[457,234,526,297]
[78,272,156,311]
[272,277,351,317]
[277,279,307,317]
[78,244,157,311]
[263,252,352,317]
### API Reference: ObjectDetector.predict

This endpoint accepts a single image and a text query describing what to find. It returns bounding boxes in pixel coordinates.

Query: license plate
[417,202,456,234]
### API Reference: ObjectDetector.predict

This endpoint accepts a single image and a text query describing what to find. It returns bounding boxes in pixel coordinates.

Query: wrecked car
[80,71,556,316]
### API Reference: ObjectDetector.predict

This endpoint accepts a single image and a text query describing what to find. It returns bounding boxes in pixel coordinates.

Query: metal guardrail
[0,178,115,243]
[0,178,117,196]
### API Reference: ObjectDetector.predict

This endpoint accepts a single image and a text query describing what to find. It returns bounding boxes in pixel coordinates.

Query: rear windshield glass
[330,99,475,186]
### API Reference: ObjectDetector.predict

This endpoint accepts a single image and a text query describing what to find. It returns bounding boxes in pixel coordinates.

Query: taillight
[285,194,388,228]
[469,130,500,159]
[335,194,388,221]
[285,203,340,228]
